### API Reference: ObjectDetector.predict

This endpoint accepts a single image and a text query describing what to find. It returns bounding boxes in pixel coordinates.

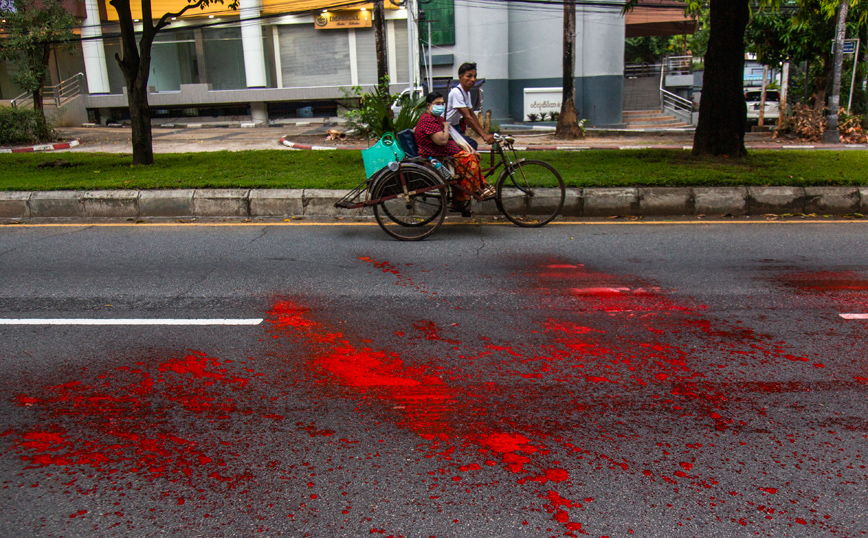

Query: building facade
[1,0,629,126]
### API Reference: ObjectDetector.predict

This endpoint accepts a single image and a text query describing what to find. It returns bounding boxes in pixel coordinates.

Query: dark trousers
[459,130,479,151]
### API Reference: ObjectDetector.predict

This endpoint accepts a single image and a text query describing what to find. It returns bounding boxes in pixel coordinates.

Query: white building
[1,0,633,126]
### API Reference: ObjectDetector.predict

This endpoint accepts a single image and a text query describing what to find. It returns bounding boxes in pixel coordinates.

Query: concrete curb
[276,137,868,152]
[0,139,80,154]
[279,136,355,151]
[2,187,865,220]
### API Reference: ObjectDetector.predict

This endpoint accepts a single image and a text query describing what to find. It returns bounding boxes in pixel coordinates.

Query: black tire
[494,159,565,227]
[372,165,447,241]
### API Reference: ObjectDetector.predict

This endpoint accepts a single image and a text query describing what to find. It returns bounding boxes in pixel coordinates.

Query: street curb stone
[639,188,694,216]
[582,188,640,217]
[859,188,868,214]
[2,188,866,220]
[139,189,194,217]
[193,189,250,217]
[562,188,583,217]
[82,190,139,218]
[0,192,31,218]
[30,191,83,218]
[250,189,304,217]
[303,189,350,216]
[748,187,806,214]
[694,187,749,216]
[0,139,80,154]
[804,187,860,214]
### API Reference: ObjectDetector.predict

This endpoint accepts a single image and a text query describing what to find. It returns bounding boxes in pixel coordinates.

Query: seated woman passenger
[414,92,495,215]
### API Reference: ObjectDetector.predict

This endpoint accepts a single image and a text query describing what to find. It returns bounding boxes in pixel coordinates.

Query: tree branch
[156,0,212,31]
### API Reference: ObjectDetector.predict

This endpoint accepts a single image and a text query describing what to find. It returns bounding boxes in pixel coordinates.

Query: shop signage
[315,10,372,29]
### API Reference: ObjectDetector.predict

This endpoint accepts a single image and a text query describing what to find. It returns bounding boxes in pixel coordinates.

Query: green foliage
[339,79,425,140]
[624,36,672,63]
[0,106,56,144]
[392,91,426,134]
[0,0,76,99]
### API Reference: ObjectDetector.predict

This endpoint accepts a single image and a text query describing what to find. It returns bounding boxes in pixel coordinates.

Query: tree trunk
[128,72,154,165]
[555,0,582,139]
[813,60,832,112]
[824,0,849,142]
[692,0,749,157]
[374,0,388,94]
[32,43,51,113]
[112,0,155,165]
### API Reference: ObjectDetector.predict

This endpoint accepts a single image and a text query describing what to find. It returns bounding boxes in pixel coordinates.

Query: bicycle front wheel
[372,166,447,241]
[495,160,565,227]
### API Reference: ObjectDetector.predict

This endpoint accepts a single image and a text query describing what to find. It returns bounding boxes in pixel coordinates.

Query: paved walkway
[27,122,861,154]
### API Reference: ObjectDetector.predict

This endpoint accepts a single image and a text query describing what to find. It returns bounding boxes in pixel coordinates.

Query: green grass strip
[1,149,867,191]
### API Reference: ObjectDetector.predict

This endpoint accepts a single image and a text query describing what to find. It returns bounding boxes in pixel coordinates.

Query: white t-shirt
[446,85,473,127]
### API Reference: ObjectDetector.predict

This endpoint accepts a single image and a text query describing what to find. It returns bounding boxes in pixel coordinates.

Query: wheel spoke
[374,166,446,240]
[495,160,565,227]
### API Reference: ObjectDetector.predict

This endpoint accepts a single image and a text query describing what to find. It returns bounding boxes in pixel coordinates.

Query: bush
[0,107,56,145]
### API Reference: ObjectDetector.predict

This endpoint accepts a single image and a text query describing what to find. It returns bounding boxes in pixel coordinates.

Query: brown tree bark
[555,0,583,139]
[111,0,155,164]
[32,43,51,112]
[692,0,749,157]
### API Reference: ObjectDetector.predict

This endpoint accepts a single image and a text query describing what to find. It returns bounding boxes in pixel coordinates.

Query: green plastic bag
[362,132,405,178]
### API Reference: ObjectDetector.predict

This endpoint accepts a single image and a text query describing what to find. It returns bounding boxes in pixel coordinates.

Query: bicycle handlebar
[492,133,515,147]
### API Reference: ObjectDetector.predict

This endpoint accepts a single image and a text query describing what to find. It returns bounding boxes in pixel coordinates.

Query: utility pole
[824,0,849,143]
[374,0,389,95]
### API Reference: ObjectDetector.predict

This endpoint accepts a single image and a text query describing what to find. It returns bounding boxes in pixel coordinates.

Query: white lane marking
[840,313,868,320]
[0,319,264,325]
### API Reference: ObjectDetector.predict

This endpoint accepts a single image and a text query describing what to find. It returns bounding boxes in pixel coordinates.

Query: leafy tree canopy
[0,0,75,99]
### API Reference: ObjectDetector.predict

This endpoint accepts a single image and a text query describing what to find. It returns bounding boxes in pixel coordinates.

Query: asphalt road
[1,222,867,538]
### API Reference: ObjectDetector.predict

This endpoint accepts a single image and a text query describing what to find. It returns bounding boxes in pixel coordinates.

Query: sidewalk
[40,122,866,153]
[1,124,866,220]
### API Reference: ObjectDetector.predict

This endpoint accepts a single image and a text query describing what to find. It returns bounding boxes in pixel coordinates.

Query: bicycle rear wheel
[373,166,447,240]
[495,159,565,227]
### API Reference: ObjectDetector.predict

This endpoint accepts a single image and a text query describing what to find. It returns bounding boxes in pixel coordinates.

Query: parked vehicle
[745,89,780,124]
[390,87,426,117]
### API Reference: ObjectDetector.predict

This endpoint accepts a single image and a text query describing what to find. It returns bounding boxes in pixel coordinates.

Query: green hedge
[0,107,56,145]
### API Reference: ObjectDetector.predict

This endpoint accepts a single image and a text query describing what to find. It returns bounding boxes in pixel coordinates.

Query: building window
[203,27,247,90]
[419,0,454,46]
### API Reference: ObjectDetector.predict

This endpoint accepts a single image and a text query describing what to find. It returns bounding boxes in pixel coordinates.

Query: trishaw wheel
[494,160,565,227]
[373,167,447,241]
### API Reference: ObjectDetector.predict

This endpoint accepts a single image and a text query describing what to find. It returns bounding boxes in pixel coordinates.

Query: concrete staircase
[622,110,691,129]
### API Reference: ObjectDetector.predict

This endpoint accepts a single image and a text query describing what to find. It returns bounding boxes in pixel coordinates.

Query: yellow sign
[315,9,371,29]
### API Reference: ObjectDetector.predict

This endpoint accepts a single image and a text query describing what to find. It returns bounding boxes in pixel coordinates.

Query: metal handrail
[10,72,84,109]
[666,55,693,76]
[624,63,662,78]
[661,89,694,124]
[657,57,695,125]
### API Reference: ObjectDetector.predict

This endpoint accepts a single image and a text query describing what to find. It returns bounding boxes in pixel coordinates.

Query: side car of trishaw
[335,133,566,240]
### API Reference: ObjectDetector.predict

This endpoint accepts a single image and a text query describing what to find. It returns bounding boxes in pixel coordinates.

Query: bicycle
[335,133,566,240]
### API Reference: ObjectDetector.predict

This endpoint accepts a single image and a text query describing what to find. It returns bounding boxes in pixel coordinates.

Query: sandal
[478,185,497,201]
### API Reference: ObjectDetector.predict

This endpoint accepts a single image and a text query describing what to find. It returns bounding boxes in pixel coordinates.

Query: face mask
[431,104,445,117]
